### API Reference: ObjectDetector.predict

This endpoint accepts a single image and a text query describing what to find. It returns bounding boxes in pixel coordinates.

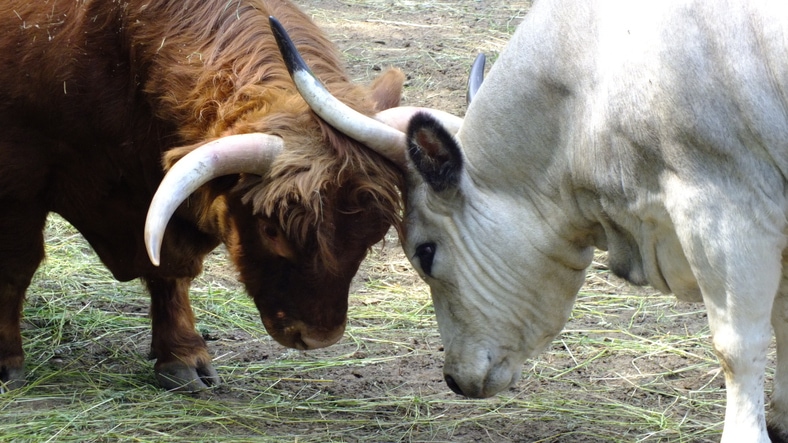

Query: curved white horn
[270,16,410,165]
[145,133,284,266]
[270,16,466,167]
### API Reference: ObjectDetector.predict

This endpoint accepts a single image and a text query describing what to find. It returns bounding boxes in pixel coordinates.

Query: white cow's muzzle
[442,346,523,398]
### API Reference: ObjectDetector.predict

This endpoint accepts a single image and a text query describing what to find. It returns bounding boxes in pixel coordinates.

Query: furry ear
[369,68,406,111]
[406,112,463,192]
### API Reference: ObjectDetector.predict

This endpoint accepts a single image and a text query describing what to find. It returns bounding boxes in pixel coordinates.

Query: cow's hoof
[155,361,220,392]
[0,366,26,393]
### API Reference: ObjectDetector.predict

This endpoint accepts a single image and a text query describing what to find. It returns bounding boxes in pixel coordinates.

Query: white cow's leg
[768,260,788,441]
[669,193,781,443]
[705,298,772,443]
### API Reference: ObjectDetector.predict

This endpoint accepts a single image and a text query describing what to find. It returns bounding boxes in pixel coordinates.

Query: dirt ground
[9,1,735,442]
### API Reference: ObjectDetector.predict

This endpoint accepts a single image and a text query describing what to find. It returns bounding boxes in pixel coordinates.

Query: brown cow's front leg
[144,276,219,391]
[0,282,27,393]
[0,203,47,393]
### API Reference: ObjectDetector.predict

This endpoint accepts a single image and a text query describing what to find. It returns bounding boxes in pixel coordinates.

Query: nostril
[444,374,465,396]
[291,331,307,351]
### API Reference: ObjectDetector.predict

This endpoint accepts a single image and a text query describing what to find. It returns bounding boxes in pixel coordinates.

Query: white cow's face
[403,113,591,398]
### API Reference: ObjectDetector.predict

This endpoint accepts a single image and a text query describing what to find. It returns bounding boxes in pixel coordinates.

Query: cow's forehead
[403,176,467,240]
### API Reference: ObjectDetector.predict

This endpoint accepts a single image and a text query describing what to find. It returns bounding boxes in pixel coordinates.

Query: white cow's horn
[373,106,464,137]
[145,133,284,266]
[467,53,486,104]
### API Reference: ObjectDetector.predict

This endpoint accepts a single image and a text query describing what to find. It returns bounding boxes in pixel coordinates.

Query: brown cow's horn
[270,16,466,167]
[145,133,284,266]
[270,16,409,165]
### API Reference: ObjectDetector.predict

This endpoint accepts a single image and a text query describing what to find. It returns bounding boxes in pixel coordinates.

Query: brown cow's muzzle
[262,313,346,350]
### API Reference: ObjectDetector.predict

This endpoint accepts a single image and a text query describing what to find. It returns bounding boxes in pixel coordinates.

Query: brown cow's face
[169,66,407,351]
[224,181,392,350]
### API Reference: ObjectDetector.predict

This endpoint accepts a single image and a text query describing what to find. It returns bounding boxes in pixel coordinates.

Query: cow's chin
[262,316,346,350]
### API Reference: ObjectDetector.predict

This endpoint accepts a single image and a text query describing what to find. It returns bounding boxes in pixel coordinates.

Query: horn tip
[269,15,308,76]
[144,232,162,267]
[467,53,486,105]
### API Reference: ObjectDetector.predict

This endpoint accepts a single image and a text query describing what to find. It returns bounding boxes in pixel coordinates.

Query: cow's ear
[406,112,463,192]
[369,68,406,111]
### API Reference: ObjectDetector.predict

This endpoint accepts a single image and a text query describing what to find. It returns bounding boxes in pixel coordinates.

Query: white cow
[273,2,788,440]
[402,1,788,442]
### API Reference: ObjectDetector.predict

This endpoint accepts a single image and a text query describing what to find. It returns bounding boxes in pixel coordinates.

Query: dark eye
[263,225,278,239]
[414,242,436,276]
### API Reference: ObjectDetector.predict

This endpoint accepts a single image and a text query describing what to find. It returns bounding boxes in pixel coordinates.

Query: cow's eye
[414,242,436,276]
[263,225,278,239]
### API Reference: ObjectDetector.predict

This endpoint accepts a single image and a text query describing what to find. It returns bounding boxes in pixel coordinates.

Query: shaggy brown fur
[137,0,405,267]
[0,0,405,392]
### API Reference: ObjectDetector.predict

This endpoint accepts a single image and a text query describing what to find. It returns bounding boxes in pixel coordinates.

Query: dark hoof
[0,366,26,393]
[155,361,220,392]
